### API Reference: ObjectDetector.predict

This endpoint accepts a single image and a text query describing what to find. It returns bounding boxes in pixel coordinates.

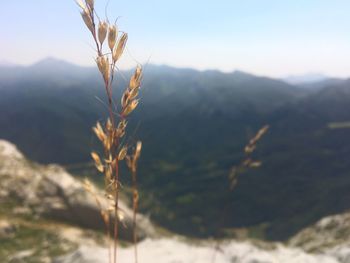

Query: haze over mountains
[1,58,350,241]
[283,73,330,85]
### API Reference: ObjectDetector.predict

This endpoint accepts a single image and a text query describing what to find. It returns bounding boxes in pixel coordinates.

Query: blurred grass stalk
[212,125,269,263]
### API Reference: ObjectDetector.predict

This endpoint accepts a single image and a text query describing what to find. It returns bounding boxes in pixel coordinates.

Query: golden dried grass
[77,1,143,262]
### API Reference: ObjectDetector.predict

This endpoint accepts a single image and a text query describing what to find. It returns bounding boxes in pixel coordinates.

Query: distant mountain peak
[232,70,256,78]
[284,73,329,85]
[31,57,80,69]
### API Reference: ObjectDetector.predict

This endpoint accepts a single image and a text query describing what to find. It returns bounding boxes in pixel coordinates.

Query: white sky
[1,0,350,78]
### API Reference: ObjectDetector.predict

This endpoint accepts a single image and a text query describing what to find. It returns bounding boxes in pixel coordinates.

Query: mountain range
[1,58,350,241]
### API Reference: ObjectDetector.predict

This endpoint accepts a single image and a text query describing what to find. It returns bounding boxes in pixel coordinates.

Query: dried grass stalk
[77,1,143,263]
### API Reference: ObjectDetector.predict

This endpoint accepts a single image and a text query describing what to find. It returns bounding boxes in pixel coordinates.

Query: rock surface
[0,139,155,241]
[289,212,350,262]
[54,238,339,263]
[289,212,350,252]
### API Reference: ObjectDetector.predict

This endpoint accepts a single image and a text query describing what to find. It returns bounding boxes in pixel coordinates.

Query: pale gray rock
[0,139,156,241]
[327,246,350,263]
[289,212,350,253]
[8,249,34,262]
[289,212,350,262]
[54,238,339,263]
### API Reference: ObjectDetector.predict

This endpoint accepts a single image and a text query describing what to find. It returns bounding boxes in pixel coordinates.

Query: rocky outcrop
[288,212,350,263]
[0,140,156,241]
[54,210,350,263]
[53,238,339,263]
[289,212,350,253]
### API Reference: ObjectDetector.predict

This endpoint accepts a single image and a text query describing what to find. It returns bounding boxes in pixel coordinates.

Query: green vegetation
[328,121,350,129]
[0,198,77,261]
[0,222,76,262]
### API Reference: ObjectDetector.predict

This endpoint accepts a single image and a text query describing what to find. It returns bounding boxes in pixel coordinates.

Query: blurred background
[1,1,350,262]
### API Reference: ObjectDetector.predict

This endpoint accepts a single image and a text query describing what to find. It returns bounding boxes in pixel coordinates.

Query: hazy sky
[1,0,350,77]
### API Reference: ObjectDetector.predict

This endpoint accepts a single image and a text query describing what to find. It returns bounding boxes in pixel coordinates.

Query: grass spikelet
[113,33,128,62]
[96,56,110,84]
[98,21,108,45]
[91,152,104,173]
[118,146,127,161]
[85,0,94,10]
[244,125,269,154]
[81,9,94,34]
[129,65,142,90]
[93,122,106,142]
[122,99,139,116]
[108,25,118,51]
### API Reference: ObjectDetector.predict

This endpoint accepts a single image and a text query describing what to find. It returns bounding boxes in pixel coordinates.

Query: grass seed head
[129,86,139,101]
[118,120,127,130]
[106,118,112,131]
[81,9,94,34]
[135,141,142,160]
[118,146,128,161]
[98,21,108,46]
[91,152,104,172]
[113,33,128,62]
[93,121,106,142]
[129,65,142,90]
[96,56,110,83]
[250,161,262,168]
[108,25,118,51]
[121,91,130,108]
[122,99,139,116]
[244,125,269,154]
[116,120,127,137]
[85,0,94,10]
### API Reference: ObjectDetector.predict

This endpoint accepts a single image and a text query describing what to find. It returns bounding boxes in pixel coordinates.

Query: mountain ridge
[2,57,345,87]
